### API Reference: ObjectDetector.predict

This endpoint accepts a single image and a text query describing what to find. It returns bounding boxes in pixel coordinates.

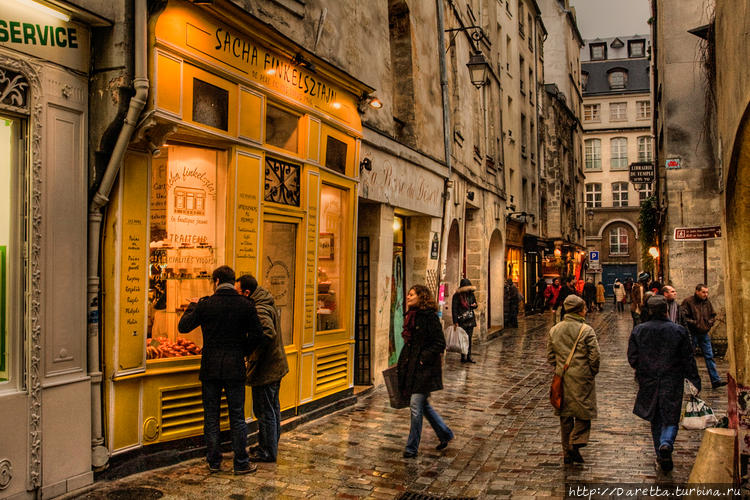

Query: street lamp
[648,246,659,259]
[466,50,489,88]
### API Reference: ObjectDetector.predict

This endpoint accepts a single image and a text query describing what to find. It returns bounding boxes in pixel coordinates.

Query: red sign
[673,226,722,241]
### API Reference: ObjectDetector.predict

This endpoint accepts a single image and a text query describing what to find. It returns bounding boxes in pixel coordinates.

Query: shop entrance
[388,215,405,365]
[487,230,503,329]
[261,215,303,411]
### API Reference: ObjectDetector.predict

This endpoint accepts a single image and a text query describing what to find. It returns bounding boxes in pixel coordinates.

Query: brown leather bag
[550,324,587,410]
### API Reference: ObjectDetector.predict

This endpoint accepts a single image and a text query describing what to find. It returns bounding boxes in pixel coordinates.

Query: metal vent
[160,385,228,439]
[315,350,348,393]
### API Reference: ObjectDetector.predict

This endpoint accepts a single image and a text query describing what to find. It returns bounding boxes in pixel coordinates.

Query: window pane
[609,71,627,89]
[317,185,348,332]
[192,78,229,131]
[325,136,348,174]
[0,117,16,381]
[266,104,299,153]
[148,146,226,359]
[262,221,297,346]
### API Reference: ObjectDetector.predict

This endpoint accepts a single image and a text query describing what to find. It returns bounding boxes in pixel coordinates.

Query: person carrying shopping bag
[398,285,454,458]
[452,278,478,363]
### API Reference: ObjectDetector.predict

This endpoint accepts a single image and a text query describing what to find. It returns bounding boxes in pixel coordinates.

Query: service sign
[673,226,722,241]
[0,2,89,73]
[629,162,655,184]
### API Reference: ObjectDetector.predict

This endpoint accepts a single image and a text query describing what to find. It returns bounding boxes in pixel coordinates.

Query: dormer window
[628,39,645,58]
[608,69,628,90]
[590,42,606,60]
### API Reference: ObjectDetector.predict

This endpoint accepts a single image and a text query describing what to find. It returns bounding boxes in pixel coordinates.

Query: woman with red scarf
[397,285,454,458]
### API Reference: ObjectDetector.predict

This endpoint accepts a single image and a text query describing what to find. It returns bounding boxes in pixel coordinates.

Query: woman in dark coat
[451,278,478,363]
[397,285,454,458]
[503,279,521,327]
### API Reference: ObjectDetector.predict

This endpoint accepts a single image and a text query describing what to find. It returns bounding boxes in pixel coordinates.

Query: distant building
[581,34,652,294]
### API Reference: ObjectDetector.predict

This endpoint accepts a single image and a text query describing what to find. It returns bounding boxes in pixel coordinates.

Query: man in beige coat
[547,294,600,464]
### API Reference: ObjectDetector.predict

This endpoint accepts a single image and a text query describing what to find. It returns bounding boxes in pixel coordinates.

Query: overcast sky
[568,0,651,40]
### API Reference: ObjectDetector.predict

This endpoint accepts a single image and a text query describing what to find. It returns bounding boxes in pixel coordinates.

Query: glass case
[146,145,226,359]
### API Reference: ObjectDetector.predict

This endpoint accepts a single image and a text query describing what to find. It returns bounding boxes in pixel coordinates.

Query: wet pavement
[66,306,729,499]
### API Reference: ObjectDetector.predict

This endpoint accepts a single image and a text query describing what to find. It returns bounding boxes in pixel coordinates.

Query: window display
[261,221,297,346]
[317,185,348,332]
[147,145,226,359]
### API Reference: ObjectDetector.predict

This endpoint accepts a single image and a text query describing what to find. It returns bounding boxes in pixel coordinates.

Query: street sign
[673,226,722,241]
[589,251,599,261]
[629,162,655,183]
[666,158,681,170]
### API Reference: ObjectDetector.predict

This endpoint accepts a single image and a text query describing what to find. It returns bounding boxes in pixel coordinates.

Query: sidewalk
[66,307,729,499]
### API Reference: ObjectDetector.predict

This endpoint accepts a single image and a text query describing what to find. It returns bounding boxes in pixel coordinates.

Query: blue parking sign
[589,251,599,261]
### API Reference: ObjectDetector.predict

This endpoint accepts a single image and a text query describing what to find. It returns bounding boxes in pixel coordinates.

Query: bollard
[687,427,735,495]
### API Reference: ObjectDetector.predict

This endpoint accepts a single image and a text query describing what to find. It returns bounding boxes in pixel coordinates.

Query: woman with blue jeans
[397,285,454,458]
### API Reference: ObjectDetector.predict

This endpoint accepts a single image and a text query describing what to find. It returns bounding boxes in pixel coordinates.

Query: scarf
[402,308,417,343]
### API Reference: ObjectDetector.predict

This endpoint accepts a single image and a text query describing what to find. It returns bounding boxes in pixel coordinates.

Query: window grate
[355,237,371,385]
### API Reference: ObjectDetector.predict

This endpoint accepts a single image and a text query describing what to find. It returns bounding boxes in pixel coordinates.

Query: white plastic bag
[681,392,718,430]
[445,325,469,355]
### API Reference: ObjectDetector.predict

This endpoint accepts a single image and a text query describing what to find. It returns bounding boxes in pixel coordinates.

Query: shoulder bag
[550,324,587,410]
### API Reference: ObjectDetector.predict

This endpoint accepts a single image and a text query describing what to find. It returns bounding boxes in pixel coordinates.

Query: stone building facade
[539,0,585,282]
[581,35,652,294]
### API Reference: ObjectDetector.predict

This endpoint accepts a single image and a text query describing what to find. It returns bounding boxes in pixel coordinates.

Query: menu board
[303,171,320,346]
[235,152,261,276]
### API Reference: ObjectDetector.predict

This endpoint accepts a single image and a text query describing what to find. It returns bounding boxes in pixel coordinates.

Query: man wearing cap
[547,294,600,465]
[628,295,701,473]
[630,272,650,327]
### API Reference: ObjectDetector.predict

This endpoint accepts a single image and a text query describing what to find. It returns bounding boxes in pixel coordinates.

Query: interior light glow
[331,102,342,110]
[266,69,276,75]
[14,0,71,22]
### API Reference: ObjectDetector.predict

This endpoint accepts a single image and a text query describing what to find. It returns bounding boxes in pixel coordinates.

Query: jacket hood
[456,285,476,293]
[459,278,473,287]
[250,286,275,307]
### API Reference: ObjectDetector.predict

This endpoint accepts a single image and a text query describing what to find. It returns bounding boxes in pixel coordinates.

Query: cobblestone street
[69,307,728,499]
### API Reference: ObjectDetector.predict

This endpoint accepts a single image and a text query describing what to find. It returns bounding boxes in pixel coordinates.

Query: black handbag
[456,308,476,328]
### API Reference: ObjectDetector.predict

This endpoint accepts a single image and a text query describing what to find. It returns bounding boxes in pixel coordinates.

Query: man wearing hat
[628,295,701,473]
[630,272,650,327]
[547,294,600,465]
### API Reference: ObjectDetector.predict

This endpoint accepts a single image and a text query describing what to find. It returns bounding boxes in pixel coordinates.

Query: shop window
[192,78,229,131]
[147,145,226,360]
[325,135,348,174]
[266,103,300,153]
[264,156,301,206]
[262,221,298,346]
[317,185,348,332]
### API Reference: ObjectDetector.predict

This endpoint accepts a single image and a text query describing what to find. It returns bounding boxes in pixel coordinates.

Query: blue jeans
[405,393,453,454]
[650,415,679,455]
[252,381,282,460]
[202,380,249,469]
[692,332,721,384]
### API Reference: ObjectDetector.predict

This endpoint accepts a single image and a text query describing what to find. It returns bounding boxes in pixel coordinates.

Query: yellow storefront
[102,0,372,452]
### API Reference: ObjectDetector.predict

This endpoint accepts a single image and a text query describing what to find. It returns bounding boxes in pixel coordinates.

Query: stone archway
[444,219,461,324]
[725,103,750,383]
[487,229,504,329]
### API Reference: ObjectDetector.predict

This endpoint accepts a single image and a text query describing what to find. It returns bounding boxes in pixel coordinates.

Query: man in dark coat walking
[553,276,578,322]
[627,295,701,473]
[179,265,264,475]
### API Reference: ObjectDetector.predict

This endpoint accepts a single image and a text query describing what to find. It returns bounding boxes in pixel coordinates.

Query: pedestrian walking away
[451,278,478,363]
[553,276,578,322]
[178,265,264,475]
[680,284,726,389]
[583,279,597,313]
[236,274,290,463]
[504,278,521,328]
[660,285,679,323]
[547,294,600,465]
[627,295,701,473]
[596,281,606,312]
[398,285,454,458]
[534,277,548,312]
[630,272,649,327]
[613,279,625,313]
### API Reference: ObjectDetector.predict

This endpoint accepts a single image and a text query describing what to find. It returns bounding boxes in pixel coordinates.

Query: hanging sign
[629,162,655,183]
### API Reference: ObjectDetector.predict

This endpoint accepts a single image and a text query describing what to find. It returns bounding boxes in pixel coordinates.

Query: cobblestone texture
[68,307,728,499]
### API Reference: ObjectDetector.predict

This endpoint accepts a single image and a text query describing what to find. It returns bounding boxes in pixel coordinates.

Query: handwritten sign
[235,153,260,276]
[303,172,320,345]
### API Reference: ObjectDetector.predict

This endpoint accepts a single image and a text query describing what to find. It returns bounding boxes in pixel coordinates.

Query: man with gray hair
[628,295,701,473]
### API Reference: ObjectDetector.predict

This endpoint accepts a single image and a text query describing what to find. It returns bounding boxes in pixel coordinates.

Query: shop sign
[359,152,443,217]
[629,162,654,184]
[673,226,722,241]
[505,221,524,247]
[430,233,439,260]
[0,2,89,72]
[665,158,681,170]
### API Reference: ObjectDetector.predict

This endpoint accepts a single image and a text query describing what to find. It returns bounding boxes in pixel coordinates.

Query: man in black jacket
[178,265,263,475]
[553,277,578,322]
[628,295,701,473]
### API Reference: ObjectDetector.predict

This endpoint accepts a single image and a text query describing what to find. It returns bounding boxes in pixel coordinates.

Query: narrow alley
[68,307,728,499]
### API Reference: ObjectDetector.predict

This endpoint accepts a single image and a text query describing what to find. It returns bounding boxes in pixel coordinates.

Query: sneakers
[233,463,258,475]
[657,444,673,472]
[712,380,728,389]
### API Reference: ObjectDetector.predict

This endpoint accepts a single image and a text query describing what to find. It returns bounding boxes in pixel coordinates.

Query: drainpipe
[88,0,149,468]
[436,0,453,306]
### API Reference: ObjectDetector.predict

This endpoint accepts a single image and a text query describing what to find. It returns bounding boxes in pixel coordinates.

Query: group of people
[177,266,289,475]
[547,271,725,473]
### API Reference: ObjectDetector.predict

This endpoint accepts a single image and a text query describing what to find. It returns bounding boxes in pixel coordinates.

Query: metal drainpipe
[87,0,149,468]
[436,0,453,301]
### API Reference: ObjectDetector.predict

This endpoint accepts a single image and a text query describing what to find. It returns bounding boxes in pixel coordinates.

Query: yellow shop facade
[102,0,372,453]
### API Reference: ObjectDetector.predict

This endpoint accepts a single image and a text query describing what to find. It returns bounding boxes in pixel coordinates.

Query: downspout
[436,0,453,313]
[88,0,149,468]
